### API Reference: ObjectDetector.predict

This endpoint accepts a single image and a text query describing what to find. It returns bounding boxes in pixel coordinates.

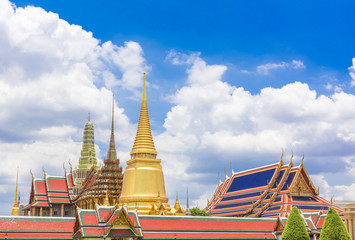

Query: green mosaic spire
[76,113,97,183]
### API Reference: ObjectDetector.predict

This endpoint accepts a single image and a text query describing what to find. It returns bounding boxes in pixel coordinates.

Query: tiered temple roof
[73,205,142,239]
[23,169,75,216]
[206,154,343,218]
[74,113,97,192]
[0,205,332,239]
[76,95,123,208]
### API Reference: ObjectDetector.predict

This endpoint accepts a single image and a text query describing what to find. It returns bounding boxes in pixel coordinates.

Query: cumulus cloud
[161,51,355,207]
[256,60,306,75]
[349,58,355,86]
[0,0,145,213]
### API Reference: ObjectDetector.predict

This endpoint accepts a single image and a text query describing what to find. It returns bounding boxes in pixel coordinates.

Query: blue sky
[0,0,355,214]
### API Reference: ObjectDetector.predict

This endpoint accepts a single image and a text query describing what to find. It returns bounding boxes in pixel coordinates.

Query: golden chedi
[119,73,175,215]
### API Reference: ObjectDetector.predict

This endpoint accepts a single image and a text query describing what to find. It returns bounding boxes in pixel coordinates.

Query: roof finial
[63,163,67,174]
[104,190,110,206]
[11,166,20,216]
[143,72,147,102]
[30,169,34,178]
[280,148,284,165]
[88,112,90,122]
[290,150,294,166]
[301,152,304,166]
[230,161,235,174]
[42,166,46,177]
[224,168,228,178]
[68,160,73,172]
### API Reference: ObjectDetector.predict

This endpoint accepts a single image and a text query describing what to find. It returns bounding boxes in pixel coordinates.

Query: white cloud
[166,50,201,65]
[159,51,355,206]
[256,60,306,75]
[0,0,144,213]
[349,58,355,86]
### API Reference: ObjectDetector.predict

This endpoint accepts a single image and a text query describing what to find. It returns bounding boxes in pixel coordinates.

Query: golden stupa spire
[11,166,20,216]
[130,73,157,157]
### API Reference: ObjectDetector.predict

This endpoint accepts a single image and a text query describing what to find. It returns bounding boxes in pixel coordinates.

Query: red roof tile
[47,178,68,192]
[139,216,277,232]
[35,180,47,195]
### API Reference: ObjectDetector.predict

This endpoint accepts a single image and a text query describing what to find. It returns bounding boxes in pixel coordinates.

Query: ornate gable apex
[274,217,285,231]
[73,209,82,237]
[288,163,318,196]
[111,207,138,235]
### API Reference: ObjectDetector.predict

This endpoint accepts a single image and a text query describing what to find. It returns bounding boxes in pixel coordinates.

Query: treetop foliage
[281,206,310,240]
[319,208,351,240]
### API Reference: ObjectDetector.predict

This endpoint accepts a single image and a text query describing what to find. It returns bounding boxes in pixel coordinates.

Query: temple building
[3,73,354,239]
[73,113,97,195]
[118,73,182,215]
[75,95,123,208]
[206,153,343,218]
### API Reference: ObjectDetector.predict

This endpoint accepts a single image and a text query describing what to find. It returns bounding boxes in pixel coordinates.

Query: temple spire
[130,73,157,157]
[11,167,19,216]
[106,94,117,161]
[186,187,189,209]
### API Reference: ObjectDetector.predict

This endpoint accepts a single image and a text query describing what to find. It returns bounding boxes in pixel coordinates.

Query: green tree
[281,206,310,240]
[190,207,210,216]
[319,208,351,240]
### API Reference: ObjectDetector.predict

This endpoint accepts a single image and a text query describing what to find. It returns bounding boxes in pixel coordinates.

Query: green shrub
[319,208,351,240]
[281,206,310,240]
[190,207,210,216]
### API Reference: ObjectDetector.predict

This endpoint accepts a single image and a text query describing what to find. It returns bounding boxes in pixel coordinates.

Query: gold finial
[42,166,46,177]
[130,73,157,157]
[30,169,34,178]
[224,168,228,178]
[68,160,73,172]
[280,149,284,165]
[11,166,20,216]
[104,190,110,206]
[143,72,147,102]
[230,161,235,174]
[88,112,90,122]
[301,152,304,166]
[290,150,294,166]
[218,173,221,183]
[63,163,66,173]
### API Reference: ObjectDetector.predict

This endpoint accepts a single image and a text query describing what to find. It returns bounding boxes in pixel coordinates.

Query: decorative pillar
[60,204,64,217]
[39,207,43,216]
[49,207,53,217]
[343,203,355,239]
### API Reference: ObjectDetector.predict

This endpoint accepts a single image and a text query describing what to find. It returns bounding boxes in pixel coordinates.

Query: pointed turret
[11,167,19,216]
[74,113,97,188]
[119,73,174,215]
[106,94,118,162]
[130,72,157,158]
